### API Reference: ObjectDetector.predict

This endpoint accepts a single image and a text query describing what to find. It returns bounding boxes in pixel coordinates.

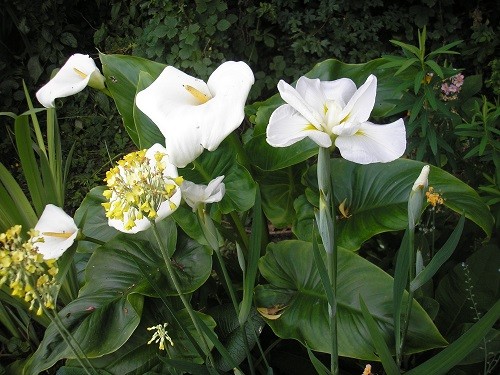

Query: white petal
[320,78,357,106]
[202,61,254,150]
[277,79,324,128]
[334,119,406,164]
[36,54,102,108]
[137,62,254,167]
[340,74,377,124]
[204,176,226,203]
[266,104,332,148]
[34,204,78,259]
[146,143,179,178]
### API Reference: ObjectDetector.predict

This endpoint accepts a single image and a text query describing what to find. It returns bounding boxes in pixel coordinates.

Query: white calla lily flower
[136,62,254,168]
[266,74,406,164]
[36,54,106,108]
[181,176,226,211]
[33,204,78,260]
[102,144,183,234]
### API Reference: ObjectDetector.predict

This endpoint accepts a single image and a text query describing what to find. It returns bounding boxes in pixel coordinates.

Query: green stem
[151,222,215,367]
[202,212,255,374]
[42,305,97,375]
[229,211,249,252]
[400,228,415,359]
[317,147,338,375]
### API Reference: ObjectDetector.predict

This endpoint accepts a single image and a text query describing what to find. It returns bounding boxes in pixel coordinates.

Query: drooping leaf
[255,240,447,360]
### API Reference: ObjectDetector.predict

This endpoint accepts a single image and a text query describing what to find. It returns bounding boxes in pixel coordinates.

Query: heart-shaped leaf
[181,138,256,213]
[255,240,447,360]
[25,224,212,373]
[295,159,493,250]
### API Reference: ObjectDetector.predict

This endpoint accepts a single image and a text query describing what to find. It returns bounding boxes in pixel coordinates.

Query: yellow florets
[102,149,182,231]
[0,226,59,315]
[426,186,444,207]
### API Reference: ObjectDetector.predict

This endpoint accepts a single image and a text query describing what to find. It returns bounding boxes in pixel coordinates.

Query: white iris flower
[266,74,406,164]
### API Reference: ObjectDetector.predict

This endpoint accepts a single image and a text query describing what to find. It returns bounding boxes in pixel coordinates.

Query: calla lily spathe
[136,62,254,168]
[181,176,226,211]
[36,54,106,108]
[266,74,406,164]
[33,204,78,260]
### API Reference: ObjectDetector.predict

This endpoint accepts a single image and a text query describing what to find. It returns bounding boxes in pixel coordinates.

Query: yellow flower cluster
[147,323,174,350]
[102,149,183,231]
[426,186,444,207]
[0,225,59,315]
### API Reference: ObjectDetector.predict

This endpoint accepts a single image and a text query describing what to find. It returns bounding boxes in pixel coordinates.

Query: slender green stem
[151,222,215,366]
[317,147,338,375]
[229,211,249,252]
[202,212,255,374]
[400,228,415,358]
[41,304,97,375]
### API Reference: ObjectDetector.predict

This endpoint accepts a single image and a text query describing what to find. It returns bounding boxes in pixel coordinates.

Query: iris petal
[334,119,406,164]
[267,104,332,148]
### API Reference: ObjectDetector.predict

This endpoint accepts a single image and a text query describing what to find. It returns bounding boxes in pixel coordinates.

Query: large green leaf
[181,138,256,213]
[209,304,265,371]
[295,158,493,250]
[74,186,119,253]
[99,53,165,148]
[254,240,447,360]
[244,58,404,171]
[25,226,212,373]
[65,298,217,374]
[256,165,305,229]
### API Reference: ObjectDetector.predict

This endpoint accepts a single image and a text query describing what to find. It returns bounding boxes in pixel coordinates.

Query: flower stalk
[316,147,339,375]
[150,221,215,366]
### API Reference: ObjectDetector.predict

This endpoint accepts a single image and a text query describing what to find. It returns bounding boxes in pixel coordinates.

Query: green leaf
[427,40,462,58]
[406,299,500,375]
[239,187,265,324]
[359,297,400,375]
[255,240,447,360]
[425,60,444,79]
[245,133,318,171]
[435,245,499,336]
[410,215,465,292]
[298,159,493,250]
[257,166,303,227]
[99,53,165,147]
[183,139,256,213]
[74,186,120,253]
[132,71,166,148]
[390,40,422,58]
[210,304,265,371]
[26,230,212,373]
[0,161,37,231]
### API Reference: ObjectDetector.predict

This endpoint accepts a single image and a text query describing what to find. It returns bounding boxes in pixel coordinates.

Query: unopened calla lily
[33,204,79,260]
[181,175,226,211]
[136,62,254,168]
[36,53,106,108]
[266,74,406,164]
